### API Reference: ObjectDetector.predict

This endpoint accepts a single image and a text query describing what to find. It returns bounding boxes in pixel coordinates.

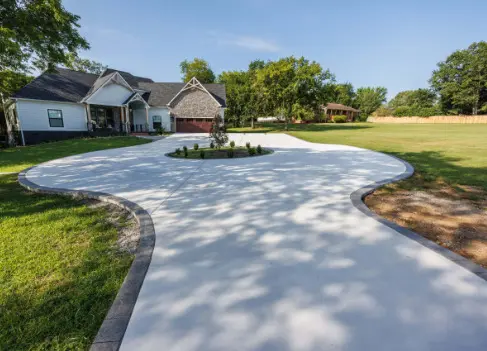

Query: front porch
[85,99,152,135]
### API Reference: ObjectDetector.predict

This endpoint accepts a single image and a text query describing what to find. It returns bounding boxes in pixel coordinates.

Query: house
[322,103,360,122]
[4,67,226,145]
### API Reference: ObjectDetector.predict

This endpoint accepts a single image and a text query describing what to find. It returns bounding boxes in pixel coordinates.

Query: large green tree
[0,70,33,98]
[64,53,106,74]
[354,87,388,117]
[254,56,332,130]
[329,83,356,106]
[430,41,487,115]
[180,58,216,83]
[389,89,436,109]
[0,0,89,72]
[218,70,250,127]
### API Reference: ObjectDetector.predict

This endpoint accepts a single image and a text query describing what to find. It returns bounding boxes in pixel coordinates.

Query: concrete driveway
[25,133,487,351]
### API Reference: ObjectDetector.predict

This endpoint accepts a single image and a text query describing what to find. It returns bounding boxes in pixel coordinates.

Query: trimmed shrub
[249,147,256,156]
[227,149,234,158]
[246,142,251,149]
[175,148,181,155]
[183,147,188,158]
[230,140,235,148]
[257,145,262,154]
[183,145,188,152]
[210,141,215,148]
[332,115,347,123]
[200,150,205,159]
[193,143,199,150]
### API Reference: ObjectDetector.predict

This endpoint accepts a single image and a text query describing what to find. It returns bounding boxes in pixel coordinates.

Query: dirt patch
[83,199,139,254]
[366,177,487,268]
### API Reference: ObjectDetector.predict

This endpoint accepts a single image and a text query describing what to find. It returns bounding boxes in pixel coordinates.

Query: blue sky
[65,0,487,100]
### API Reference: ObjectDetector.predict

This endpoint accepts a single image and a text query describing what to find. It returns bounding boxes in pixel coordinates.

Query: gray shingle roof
[13,67,98,102]
[12,67,226,107]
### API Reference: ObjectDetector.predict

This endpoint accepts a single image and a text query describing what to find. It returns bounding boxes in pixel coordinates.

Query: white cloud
[230,36,280,52]
[211,32,280,52]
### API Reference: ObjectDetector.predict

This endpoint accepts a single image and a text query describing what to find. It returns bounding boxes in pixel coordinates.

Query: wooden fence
[367,116,487,124]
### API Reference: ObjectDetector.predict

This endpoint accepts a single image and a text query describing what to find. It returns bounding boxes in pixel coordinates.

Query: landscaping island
[167,143,273,159]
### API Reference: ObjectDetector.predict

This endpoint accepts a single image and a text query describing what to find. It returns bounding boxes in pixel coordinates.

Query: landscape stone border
[350,153,487,282]
[18,167,155,351]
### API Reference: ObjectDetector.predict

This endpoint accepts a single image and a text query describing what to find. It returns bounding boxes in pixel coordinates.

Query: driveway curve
[25,133,487,351]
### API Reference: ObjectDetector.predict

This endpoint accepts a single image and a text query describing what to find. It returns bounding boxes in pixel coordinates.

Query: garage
[176,118,213,133]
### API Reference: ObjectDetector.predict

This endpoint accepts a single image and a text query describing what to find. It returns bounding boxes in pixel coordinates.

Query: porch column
[85,104,93,131]
[125,106,130,134]
[145,107,149,132]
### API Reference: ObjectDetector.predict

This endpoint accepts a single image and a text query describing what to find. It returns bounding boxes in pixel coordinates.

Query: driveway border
[350,155,487,282]
[18,167,156,351]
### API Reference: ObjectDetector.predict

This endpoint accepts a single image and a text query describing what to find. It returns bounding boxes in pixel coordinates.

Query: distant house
[5,67,226,145]
[323,103,360,122]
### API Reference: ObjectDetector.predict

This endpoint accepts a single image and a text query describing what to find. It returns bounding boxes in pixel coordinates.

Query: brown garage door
[176,118,213,133]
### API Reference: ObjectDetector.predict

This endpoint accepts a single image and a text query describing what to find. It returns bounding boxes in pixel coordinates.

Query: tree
[389,89,436,109]
[0,0,89,72]
[430,41,487,115]
[64,54,106,74]
[218,70,250,127]
[209,113,228,148]
[330,83,356,106]
[180,58,215,83]
[0,70,33,98]
[354,87,388,118]
[254,56,332,130]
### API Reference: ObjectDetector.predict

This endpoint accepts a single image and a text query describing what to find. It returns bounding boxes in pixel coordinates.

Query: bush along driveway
[23,133,487,351]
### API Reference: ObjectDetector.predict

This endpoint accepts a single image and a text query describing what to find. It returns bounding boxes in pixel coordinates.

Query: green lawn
[0,137,151,350]
[229,123,487,190]
[0,136,151,173]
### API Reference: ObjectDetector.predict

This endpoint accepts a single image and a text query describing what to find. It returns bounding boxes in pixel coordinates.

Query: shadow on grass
[385,150,487,191]
[0,174,131,350]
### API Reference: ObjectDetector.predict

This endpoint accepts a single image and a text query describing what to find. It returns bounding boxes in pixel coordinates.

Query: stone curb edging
[350,155,487,282]
[18,167,155,351]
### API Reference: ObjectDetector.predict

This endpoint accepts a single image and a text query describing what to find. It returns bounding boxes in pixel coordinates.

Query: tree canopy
[180,58,216,83]
[354,87,387,117]
[0,0,89,72]
[430,41,487,115]
[64,54,107,75]
[0,70,33,98]
[329,83,355,107]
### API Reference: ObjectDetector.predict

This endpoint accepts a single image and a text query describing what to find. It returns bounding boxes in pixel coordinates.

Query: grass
[0,136,151,350]
[0,136,151,173]
[0,174,133,350]
[229,123,487,190]
[168,146,271,159]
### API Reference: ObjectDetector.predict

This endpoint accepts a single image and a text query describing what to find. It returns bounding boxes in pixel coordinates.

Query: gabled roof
[324,103,360,113]
[11,67,226,107]
[13,67,98,102]
[138,82,226,107]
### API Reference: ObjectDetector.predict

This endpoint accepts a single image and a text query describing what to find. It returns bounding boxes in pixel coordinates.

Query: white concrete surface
[26,134,487,351]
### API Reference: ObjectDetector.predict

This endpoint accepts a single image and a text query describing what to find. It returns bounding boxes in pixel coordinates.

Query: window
[152,115,162,130]
[48,109,64,127]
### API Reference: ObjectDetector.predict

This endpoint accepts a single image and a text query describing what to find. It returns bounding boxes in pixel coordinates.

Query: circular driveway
[25,133,487,351]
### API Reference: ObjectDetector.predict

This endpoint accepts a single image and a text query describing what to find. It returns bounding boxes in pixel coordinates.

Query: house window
[48,109,64,127]
[152,115,162,129]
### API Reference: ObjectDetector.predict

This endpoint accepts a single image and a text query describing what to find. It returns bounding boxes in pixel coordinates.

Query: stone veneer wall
[170,88,220,118]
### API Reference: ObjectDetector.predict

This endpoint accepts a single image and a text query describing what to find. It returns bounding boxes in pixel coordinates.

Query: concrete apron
[23,133,487,351]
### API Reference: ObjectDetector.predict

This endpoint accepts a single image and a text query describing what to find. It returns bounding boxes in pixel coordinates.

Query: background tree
[254,56,332,130]
[0,71,33,99]
[180,58,215,83]
[430,41,487,115]
[0,0,89,72]
[389,89,436,109]
[218,70,249,127]
[64,54,107,74]
[329,83,356,106]
[354,87,387,118]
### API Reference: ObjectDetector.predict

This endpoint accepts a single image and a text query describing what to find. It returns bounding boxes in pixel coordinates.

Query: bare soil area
[366,176,487,268]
